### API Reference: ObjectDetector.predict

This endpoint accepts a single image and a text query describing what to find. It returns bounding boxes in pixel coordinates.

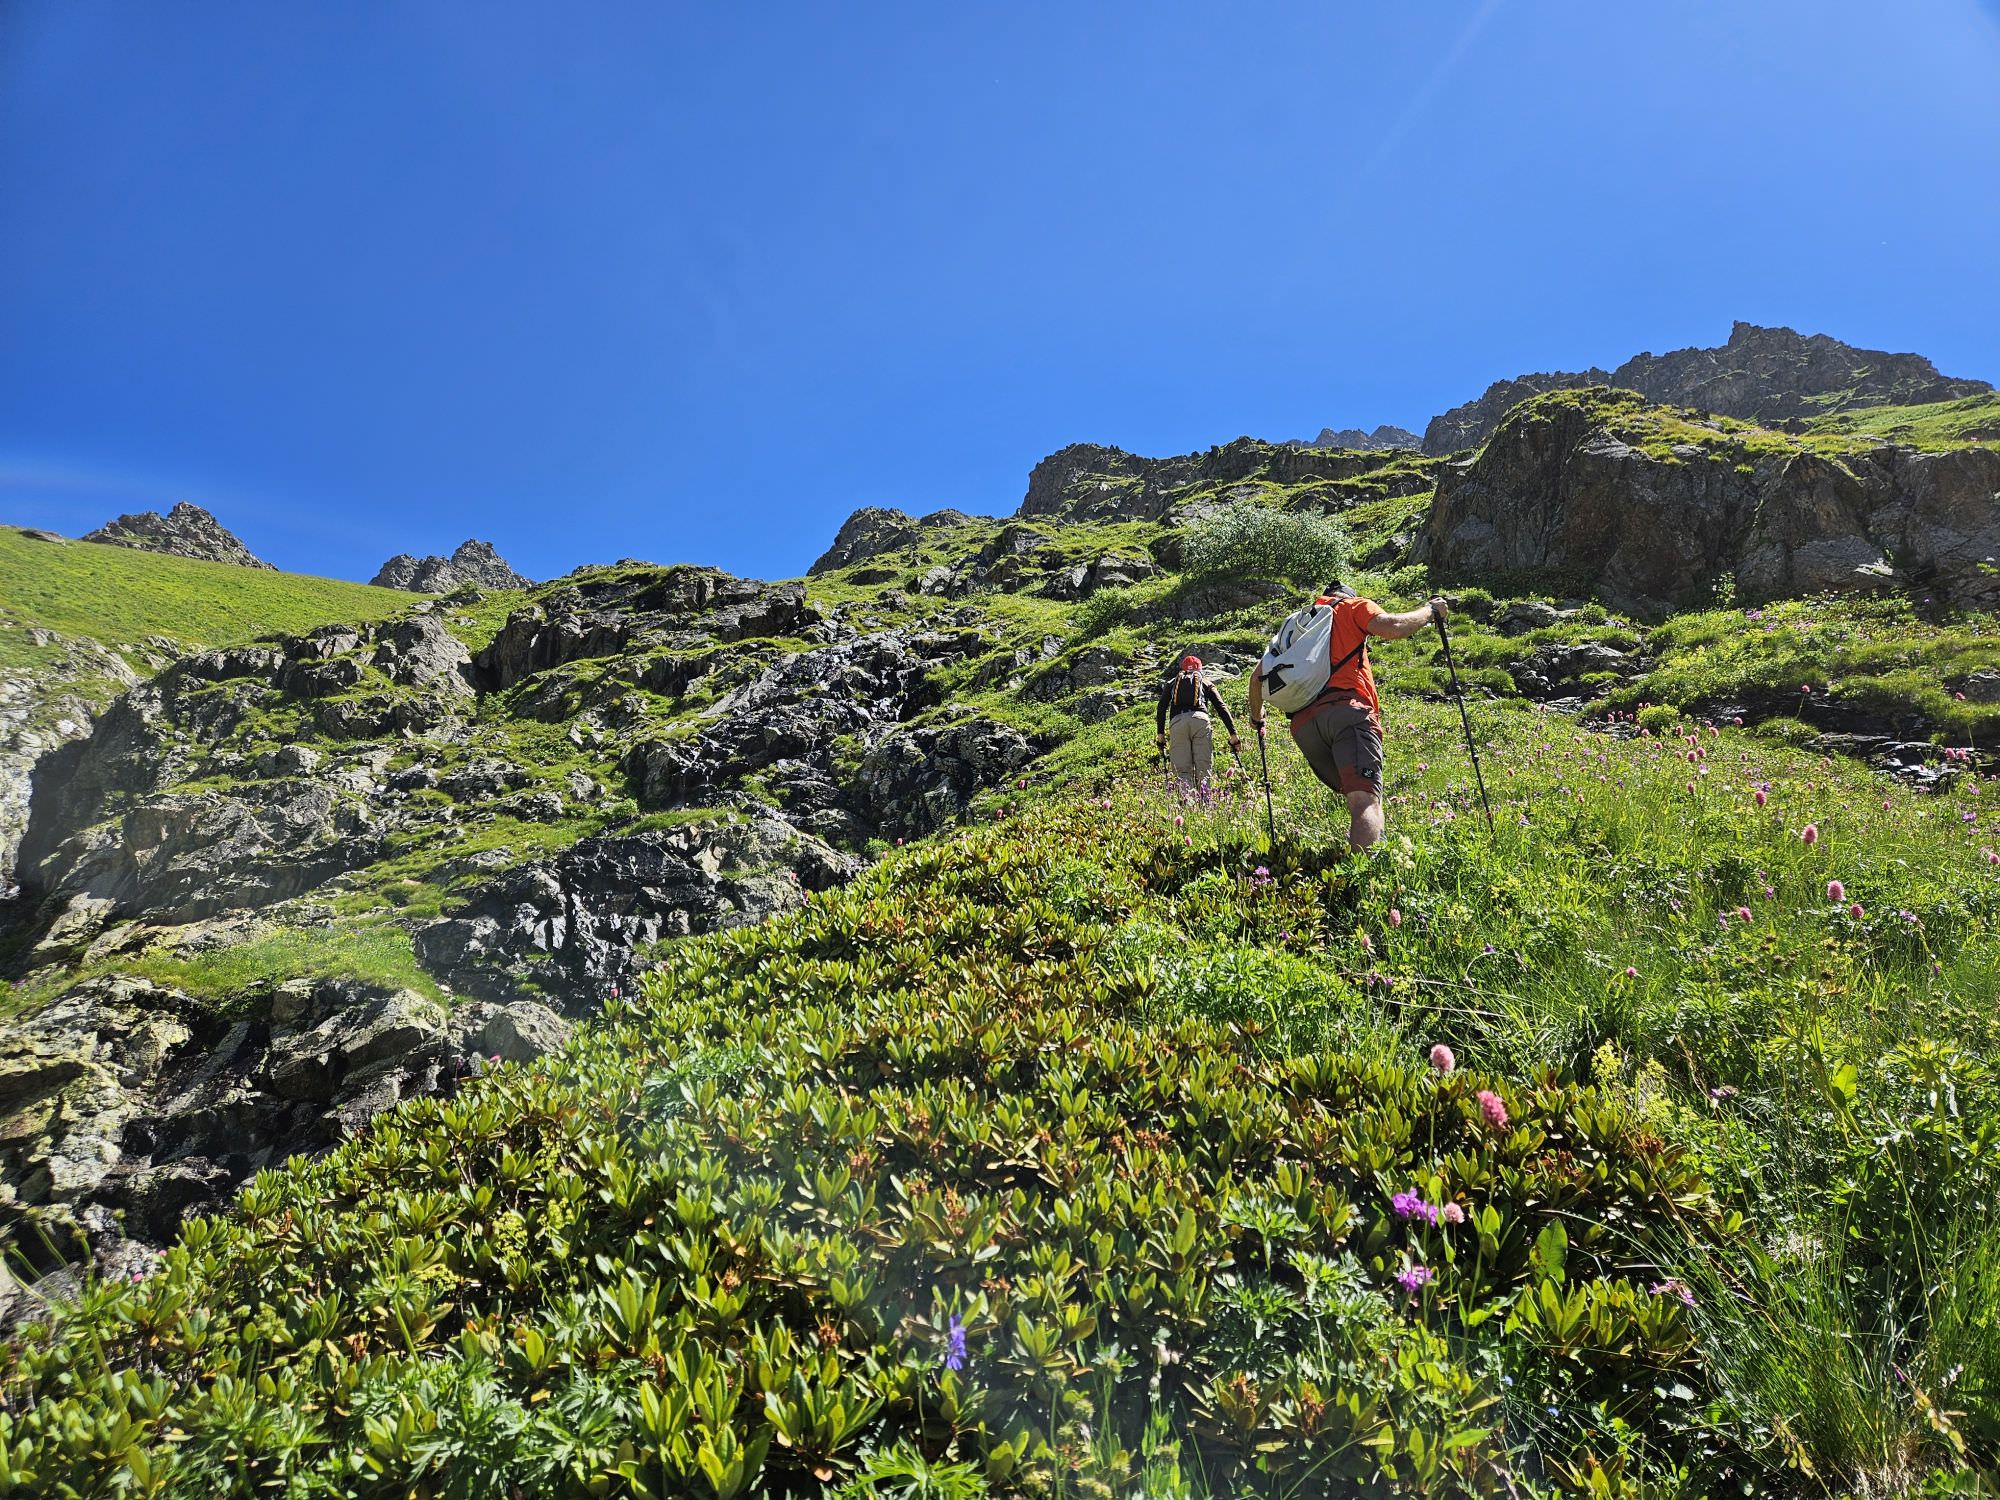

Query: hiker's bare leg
[1346,789,1384,850]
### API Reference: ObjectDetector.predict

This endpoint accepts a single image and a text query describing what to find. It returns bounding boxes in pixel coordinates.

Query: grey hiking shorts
[1292,698,1384,797]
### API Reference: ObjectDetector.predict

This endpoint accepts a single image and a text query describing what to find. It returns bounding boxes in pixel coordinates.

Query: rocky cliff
[81,502,272,568]
[1422,321,1993,454]
[371,538,533,592]
[1414,387,2000,616]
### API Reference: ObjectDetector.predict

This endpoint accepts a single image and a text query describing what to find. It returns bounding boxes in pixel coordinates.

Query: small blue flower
[943,1316,967,1372]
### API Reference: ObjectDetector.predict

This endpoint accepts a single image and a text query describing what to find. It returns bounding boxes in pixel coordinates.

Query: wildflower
[1428,1043,1455,1074]
[1388,907,1403,928]
[1850,902,1864,919]
[1827,880,1845,903]
[1440,1201,1466,1225]
[1649,1279,1697,1309]
[1801,684,1812,694]
[943,1316,967,1372]
[1986,849,2000,867]
[1173,815,1184,828]
[1391,1191,1440,1226]
[1735,906,1753,923]
[1801,823,1819,845]
[1358,932,1373,954]
[1624,965,1638,979]
[1395,1264,1435,1293]
[1477,1089,1508,1129]
[1754,788,1768,807]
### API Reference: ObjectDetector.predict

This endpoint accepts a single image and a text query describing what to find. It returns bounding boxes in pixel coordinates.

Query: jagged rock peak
[1293,424,1422,451]
[372,539,532,593]
[808,506,976,575]
[81,502,272,569]
[1422,322,1993,455]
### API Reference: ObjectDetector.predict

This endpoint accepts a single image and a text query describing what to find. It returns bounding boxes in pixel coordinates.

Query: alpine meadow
[5,5,2000,1495]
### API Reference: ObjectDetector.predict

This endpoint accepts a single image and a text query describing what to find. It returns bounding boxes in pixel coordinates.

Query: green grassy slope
[1805,392,2000,448]
[7,697,1999,1493]
[0,525,418,671]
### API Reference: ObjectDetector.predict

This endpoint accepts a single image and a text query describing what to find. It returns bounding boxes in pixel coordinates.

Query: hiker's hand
[1155,733,1166,748]
[1229,735,1242,753]
[1429,596,1450,625]
[1249,714,1265,732]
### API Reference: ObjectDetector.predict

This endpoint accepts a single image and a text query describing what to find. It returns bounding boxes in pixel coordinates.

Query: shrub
[1180,506,1349,588]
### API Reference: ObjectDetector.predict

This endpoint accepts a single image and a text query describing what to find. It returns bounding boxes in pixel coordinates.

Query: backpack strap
[1298,635,1370,718]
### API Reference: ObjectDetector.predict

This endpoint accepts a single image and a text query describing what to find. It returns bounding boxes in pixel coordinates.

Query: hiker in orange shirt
[1247,582,1448,850]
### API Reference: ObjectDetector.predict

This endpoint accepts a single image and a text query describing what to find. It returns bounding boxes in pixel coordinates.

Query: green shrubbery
[1179,506,1349,588]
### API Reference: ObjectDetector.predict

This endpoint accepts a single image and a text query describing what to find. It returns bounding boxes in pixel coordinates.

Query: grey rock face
[1413,394,2000,617]
[0,630,141,892]
[81,502,273,568]
[855,719,1037,841]
[0,974,563,1286]
[372,540,533,593]
[1422,322,1993,455]
[809,507,976,575]
[414,820,858,1004]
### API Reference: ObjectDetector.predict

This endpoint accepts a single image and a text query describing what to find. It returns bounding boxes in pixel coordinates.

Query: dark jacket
[1156,671,1238,737]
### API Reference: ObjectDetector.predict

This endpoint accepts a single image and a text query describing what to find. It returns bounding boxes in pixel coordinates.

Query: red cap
[1181,655,1202,671]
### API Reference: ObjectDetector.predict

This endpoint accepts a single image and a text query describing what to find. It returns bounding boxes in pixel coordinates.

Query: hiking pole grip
[1436,614,1496,833]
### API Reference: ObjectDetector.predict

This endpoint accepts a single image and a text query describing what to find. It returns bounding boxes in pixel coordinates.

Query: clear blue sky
[3,2,1998,584]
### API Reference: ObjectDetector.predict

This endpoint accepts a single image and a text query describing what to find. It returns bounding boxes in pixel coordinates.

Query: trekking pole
[1254,723,1277,843]
[1435,613,1496,833]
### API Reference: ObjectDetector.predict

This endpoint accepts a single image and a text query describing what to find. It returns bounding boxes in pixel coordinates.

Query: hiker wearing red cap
[1156,654,1240,791]
[1248,582,1448,849]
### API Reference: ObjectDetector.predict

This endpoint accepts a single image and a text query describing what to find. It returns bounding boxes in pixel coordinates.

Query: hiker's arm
[1246,666,1266,728]
[1365,598,1450,641]
[1155,683,1169,739]
[1204,682,1239,740]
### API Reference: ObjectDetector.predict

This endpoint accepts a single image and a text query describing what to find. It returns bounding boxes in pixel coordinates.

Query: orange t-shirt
[1288,594,1382,727]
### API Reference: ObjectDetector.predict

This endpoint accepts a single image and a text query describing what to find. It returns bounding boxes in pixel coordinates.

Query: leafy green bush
[1179,506,1349,588]
[1071,584,1135,641]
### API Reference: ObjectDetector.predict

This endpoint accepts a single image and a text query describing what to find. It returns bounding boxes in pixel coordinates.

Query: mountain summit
[81,501,272,569]
[1422,320,1993,454]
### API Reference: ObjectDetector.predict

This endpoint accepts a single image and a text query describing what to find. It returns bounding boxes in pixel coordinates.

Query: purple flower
[1395,1265,1435,1293]
[943,1316,967,1372]
[1391,1191,1440,1227]
[1649,1278,1696,1308]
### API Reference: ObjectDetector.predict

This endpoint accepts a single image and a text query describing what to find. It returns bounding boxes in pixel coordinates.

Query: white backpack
[1260,600,1367,715]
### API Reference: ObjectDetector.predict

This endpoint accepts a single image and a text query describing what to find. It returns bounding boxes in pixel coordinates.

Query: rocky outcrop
[14,611,481,947]
[854,719,1037,841]
[1019,439,1436,525]
[1423,322,1993,454]
[808,508,976,575]
[372,540,533,593]
[82,502,273,568]
[0,973,568,1296]
[1413,390,2000,616]
[1293,424,1421,451]
[0,629,143,893]
[414,820,859,1003]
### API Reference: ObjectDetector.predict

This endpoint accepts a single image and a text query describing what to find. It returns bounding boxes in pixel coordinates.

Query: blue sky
[3,1,1998,584]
